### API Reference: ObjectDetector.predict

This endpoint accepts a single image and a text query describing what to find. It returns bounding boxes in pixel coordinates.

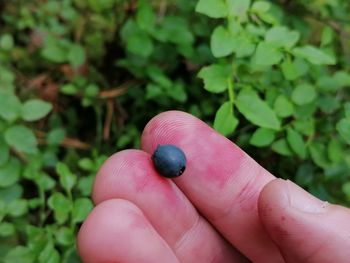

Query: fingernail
[285,180,328,213]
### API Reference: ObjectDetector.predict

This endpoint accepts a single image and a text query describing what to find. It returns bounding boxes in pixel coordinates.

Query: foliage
[0,0,349,261]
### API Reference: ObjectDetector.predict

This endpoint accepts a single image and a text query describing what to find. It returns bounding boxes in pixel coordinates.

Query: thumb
[258,179,350,263]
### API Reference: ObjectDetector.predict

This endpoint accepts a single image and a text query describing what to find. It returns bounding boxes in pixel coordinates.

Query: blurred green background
[0,0,349,262]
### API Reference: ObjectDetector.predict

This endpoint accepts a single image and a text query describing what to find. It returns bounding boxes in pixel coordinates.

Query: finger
[258,179,350,263]
[93,150,248,263]
[141,111,284,262]
[77,199,179,263]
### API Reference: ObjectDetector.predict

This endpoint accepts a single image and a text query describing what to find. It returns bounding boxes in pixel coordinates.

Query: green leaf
[157,16,194,46]
[198,64,230,93]
[39,242,60,263]
[309,142,331,168]
[0,222,15,237]
[271,139,293,156]
[210,26,235,58]
[21,99,52,121]
[4,125,38,154]
[0,90,22,122]
[56,162,76,193]
[321,26,334,46]
[291,84,316,105]
[265,26,300,48]
[41,44,66,63]
[47,128,66,145]
[48,192,71,224]
[226,0,251,17]
[67,43,85,68]
[4,246,35,263]
[345,103,350,118]
[0,34,14,51]
[7,199,28,217]
[127,32,154,57]
[0,184,22,203]
[55,227,75,246]
[250,128,275,147]
[72,198,93,223]
[336,118,350,145]
[328,139,344,163]
[195,0,227,18]
[334,71,350,88]
[252,42,283,66]
[167,81,187,102]
[286,128,306,159]
[61,83,78,95]
[236,88,281,130]
[251,1,270,13]
[213,102,239,136]
[232,35,255,58]
[0,158,21,188]
[292,45,336,65]
[274,95,294,118]
[281,59,299,80]
[136,1,156,31]
[0,136,9,166]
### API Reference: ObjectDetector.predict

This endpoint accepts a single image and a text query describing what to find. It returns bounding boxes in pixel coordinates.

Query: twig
[103,99,114,141]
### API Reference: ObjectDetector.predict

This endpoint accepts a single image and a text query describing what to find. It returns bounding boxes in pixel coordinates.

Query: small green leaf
[251,1,270,13]
[213,102,239,136]
[334,71,350,88]
[127,32,154,57]
[56,162,76,193]
[226,0,251,18]
[41,44,66,63]
[7,199,28,217]
[198,64,230,93]
[0,222,15,237]
[0,34,14,51]
[47,128,66,145]
[336,118,350,145]
[61,84,78,95]
[136,0,156,31]
[309,142,331,168]
[286,128,306,159]
[21,99,52,121]
[195,0,227,18]
[328,139,344,163]
[274,95,294,118]
[265,26,300,48]
[39,242,60,263]
[250,128,275,147]
[0,158,21,188]
[345,103,350,118]
[232,35,255,58]
[210,26,235,58]
[4,125,38,154]
[321,26,334,46]
[0,90,22,122]
[236,88,281,130]
[252,42,283,66]
[281,59,299,80]
[48,192,71,224]
[72,198,93,223]
[291,84,316,105]
[4,246,35,263]
[0,136,9,166]
[67,43,85,68]
[271,139,293,156]
[55,227,75,246]
[292,45,336,65]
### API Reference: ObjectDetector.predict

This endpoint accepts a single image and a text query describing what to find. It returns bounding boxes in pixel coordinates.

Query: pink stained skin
[78,111,350,263]
[92,150,247,263]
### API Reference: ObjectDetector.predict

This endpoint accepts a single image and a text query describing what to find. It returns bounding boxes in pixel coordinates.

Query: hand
[77,111,350,263]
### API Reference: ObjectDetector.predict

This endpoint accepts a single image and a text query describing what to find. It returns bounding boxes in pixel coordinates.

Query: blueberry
[151,144,187,178]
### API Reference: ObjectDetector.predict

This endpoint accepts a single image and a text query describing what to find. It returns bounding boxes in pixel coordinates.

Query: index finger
[141,111,284,263]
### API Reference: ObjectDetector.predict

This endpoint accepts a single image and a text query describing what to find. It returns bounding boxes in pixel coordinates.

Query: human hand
[77,111,350,263]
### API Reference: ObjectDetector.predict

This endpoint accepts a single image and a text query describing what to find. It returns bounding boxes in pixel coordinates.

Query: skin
[77,111,350,263]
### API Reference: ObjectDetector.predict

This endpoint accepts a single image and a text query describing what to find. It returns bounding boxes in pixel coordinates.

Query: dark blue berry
[151,144,187,178]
